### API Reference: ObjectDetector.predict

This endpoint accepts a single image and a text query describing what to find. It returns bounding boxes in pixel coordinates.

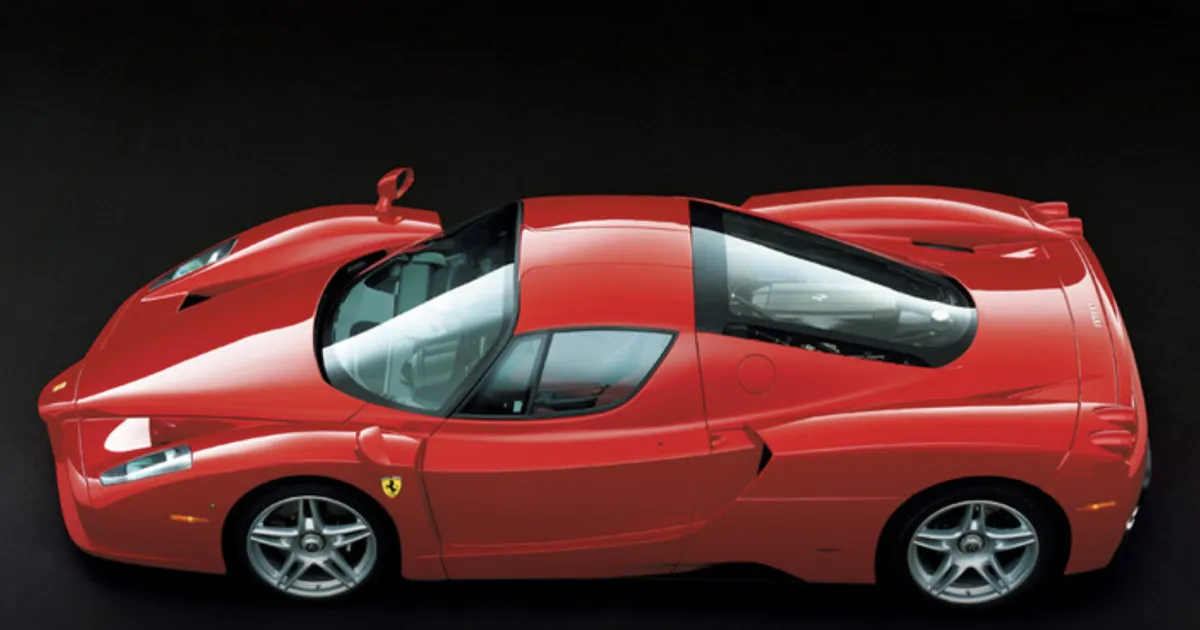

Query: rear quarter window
[690,201,976,367]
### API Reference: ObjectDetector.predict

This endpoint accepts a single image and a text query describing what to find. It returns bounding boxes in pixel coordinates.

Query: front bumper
[46,418,226,575]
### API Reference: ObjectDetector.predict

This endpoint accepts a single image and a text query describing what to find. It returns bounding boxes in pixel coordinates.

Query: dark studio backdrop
[2,2,1198,628]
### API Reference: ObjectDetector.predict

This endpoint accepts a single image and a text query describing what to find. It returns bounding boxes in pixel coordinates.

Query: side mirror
[375,166,415,214]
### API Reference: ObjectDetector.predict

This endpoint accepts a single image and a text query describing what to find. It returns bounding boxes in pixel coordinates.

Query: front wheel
[879,483,1061,610]
[227,481,396,601]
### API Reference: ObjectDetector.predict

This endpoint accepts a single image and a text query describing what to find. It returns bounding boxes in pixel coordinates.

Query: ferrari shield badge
[380,476,402,498]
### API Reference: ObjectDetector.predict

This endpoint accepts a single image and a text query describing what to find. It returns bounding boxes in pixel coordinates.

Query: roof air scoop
[375,166,415,216]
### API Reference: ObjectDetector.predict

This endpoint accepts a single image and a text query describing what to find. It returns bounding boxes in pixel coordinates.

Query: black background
[3,2,1198,627]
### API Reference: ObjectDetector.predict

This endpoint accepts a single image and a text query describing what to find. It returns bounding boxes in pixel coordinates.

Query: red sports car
[37,167,1149,610]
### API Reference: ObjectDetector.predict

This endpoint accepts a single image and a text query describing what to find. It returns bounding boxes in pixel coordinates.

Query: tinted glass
[692,203,976,367]
[319,204,519,412]
[149,238,237,289]
[459,334,546,416]
[531,330,673,414]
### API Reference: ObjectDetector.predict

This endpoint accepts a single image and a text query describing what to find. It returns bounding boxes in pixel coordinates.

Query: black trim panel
[912,240,975,253]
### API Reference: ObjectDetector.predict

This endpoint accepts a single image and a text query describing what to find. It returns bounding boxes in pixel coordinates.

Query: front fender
[74,419,443,578]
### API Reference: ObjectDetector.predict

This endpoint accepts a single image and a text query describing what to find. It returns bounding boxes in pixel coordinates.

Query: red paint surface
[37,179,1147,585]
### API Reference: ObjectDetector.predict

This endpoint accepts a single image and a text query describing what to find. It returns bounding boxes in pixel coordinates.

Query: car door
[421,326,712,579]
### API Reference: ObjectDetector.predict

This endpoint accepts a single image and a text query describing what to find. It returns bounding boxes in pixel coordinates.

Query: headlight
[149,238,237,289]
[99,445,193,486]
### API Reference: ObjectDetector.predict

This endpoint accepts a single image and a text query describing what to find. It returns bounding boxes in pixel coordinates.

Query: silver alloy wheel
[245,494,378,599]
[906,499,1040,605]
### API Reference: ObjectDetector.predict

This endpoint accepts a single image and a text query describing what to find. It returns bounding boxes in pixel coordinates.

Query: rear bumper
[1045,435,1149,575]
[1117,440,1151,544]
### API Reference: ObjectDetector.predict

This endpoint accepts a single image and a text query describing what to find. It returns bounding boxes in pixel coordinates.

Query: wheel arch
[873,475,1072,581]
[219,474,402,572]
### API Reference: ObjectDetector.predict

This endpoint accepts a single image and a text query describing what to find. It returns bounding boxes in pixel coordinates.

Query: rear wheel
[227,481,395,601]
[880,482,1060,610]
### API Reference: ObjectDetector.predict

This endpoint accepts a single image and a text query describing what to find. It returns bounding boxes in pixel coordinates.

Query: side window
[690,201,977,367]
[532,330,673,414]
[457,329,675,418]
[458,334,546,416]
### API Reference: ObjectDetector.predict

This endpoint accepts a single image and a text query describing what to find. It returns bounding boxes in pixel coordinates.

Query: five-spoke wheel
[229,482,394,600]
[906,500,1040,604]
[881,483,1059,610]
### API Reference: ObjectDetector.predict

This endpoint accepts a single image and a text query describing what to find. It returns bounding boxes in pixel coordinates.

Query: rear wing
[744,187,1084,240]
[1025,201,1083,237]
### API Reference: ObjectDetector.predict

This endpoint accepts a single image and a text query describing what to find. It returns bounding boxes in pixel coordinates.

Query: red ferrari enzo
[38,167,1149,610]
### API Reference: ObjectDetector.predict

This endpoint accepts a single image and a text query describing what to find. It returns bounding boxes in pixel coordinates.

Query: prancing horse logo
[381,476,402,498]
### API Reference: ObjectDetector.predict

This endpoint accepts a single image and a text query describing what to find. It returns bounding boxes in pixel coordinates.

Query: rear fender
[747,404,1077,500]
[681,405,1076,583]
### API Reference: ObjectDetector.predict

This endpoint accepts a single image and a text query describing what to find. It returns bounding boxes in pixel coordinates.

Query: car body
[37,168,1149,608]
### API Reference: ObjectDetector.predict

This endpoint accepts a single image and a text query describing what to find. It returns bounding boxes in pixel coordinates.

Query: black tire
[224,480,398,602]
[1142,440,1152,494]
[877,481,1062,612]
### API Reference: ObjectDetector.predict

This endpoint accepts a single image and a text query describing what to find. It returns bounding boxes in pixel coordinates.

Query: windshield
[318,203,520,413]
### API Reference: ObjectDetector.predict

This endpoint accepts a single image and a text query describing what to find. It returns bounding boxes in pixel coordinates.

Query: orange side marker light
[169,514,211,524]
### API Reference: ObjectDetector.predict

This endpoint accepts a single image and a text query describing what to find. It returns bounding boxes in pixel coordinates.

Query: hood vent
[179,294,211,311]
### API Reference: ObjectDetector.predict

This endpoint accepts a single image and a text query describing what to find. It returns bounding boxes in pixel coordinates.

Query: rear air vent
[179,294,211,311]
[912,241,974,254]
[756,443,773,474]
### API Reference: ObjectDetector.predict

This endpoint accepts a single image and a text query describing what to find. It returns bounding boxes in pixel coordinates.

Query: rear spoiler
[1026,201,1082,236]
[743,187,1084,239]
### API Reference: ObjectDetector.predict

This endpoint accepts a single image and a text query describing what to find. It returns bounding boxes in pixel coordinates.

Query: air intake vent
[912,241,974,253]
[757,443,773,474]
[179,294,211,311]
